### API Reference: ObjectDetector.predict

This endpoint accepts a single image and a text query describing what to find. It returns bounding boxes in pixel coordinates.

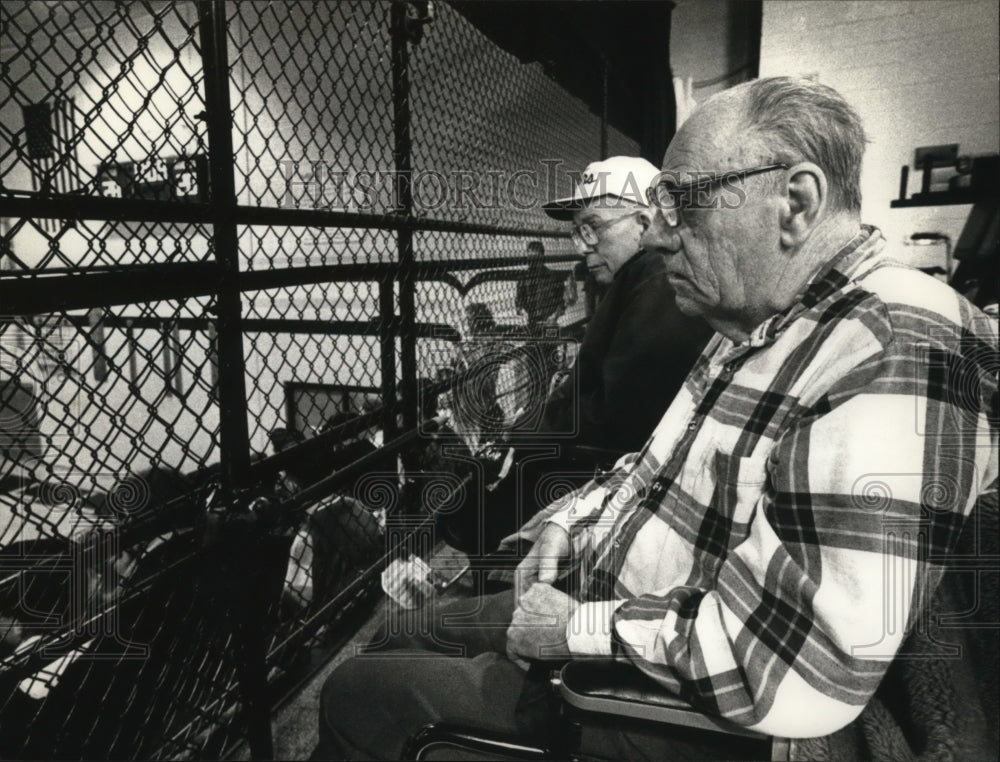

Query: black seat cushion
[560,659,691,710]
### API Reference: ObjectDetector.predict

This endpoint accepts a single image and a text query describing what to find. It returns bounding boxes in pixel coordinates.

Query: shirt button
[687,421,697,431]
[723,362,735,374]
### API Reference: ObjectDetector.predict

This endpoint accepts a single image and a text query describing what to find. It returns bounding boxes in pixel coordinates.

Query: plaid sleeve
[599,308,998,738]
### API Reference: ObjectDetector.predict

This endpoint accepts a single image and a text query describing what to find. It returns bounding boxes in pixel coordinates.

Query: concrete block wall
[760,0,999,265]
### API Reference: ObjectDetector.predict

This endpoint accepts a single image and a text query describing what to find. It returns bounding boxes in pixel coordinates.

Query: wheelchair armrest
[557,660,768,741]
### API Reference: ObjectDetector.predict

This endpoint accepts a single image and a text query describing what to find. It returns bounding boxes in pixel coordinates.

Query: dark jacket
[543,250,713,454]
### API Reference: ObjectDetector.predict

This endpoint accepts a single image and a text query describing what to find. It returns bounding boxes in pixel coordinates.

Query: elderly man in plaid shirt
[313,77,998,761]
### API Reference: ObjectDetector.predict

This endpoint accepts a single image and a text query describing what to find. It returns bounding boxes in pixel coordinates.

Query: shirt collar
[740,225,886,349]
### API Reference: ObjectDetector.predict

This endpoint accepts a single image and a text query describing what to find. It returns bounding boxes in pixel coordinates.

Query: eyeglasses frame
[570,208,644,248]
[645,163,789,227]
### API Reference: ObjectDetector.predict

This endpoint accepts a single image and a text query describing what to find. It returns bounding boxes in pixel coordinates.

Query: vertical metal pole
[198,0,251,493]
[391,1,418,434]
[125,320,138,386]
[88,308,108,383]
[160,325,174,397]
[378,279,398,439]
[207,319,219,396]
[197,3,271,761]
[170,321,184,394]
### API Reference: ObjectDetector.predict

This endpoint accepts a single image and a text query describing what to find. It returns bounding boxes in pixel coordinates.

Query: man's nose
[638,209,681,255]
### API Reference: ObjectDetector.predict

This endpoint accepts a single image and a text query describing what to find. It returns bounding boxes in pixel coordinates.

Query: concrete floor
[228,545,473,760]
[227,597,389,761]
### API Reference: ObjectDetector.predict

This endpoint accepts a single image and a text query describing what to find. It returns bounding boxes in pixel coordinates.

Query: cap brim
[541,196,583,221]
[543,192,648,221]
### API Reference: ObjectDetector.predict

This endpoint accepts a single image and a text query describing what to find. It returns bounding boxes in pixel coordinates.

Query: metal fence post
[198,0,251,494]
[197,2,271,760]
[391,1,418,435]
[378,278,398,440]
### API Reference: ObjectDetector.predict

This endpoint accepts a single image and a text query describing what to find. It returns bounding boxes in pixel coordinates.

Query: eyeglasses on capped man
[542,155,662,285]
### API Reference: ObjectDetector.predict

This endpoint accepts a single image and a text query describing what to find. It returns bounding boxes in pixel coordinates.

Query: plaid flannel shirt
[547,226,998,737]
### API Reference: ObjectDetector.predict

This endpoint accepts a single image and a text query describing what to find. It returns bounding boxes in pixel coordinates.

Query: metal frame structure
[0,1,630,757]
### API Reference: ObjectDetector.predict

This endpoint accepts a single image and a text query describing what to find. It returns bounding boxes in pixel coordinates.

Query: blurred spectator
[278,411,386,614]
[269,413,380,493]
[515,240,570,331]
[283,493,383,612]
[416,376,441,421]
[269,427,309,494]
[322,410,380,502]
[269,427,305,453]
[322,411,378,468]
[465,301,498,337]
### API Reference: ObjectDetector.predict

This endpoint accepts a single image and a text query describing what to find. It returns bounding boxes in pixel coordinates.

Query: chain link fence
[1,1,638,758]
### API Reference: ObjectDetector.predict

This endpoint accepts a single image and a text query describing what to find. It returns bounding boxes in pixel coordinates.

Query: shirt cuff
[565,600,623,656]
[543,482,608,533]
[544,509,576,534]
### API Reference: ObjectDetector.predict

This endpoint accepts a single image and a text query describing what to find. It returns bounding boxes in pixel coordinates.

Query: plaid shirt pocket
[713,449,771,547]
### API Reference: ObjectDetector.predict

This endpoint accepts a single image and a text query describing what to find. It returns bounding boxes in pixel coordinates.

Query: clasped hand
[505,524,577,670]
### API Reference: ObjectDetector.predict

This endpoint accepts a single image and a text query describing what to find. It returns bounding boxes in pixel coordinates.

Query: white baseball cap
[542,156,660,221]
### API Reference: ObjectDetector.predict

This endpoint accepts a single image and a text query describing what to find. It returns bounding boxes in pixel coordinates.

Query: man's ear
[780,162,827,249]
[636,208,654,233]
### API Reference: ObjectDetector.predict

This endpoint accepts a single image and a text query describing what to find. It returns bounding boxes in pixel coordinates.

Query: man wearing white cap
[313,78,996,760]
[309,160,714,760]
[539,155,712,455]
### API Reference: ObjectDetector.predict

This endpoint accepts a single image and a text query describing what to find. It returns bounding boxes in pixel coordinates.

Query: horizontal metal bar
[0,257,577,291]
[413,254,580,271]
[241,318,460,340]
[230,205,568,238]
[57,314,213,331]
[44,314,461,341]
[285,380,377,394]
[0,194,570,239]
[4,310,579,342]
[0,193,214,225]
[238,264,397,291]
[1,260,576,298]
[0,263,221,315]
[237,257,580,292]
[0,263,212,279]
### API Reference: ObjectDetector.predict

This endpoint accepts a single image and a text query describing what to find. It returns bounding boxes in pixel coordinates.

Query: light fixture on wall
[905,232,952,283]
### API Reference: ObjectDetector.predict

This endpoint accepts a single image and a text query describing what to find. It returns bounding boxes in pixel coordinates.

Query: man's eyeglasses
[570,209,642,247]
[645,163,789,228]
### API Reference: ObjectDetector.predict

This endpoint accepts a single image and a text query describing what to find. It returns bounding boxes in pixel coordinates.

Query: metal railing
[0,2,635,757]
